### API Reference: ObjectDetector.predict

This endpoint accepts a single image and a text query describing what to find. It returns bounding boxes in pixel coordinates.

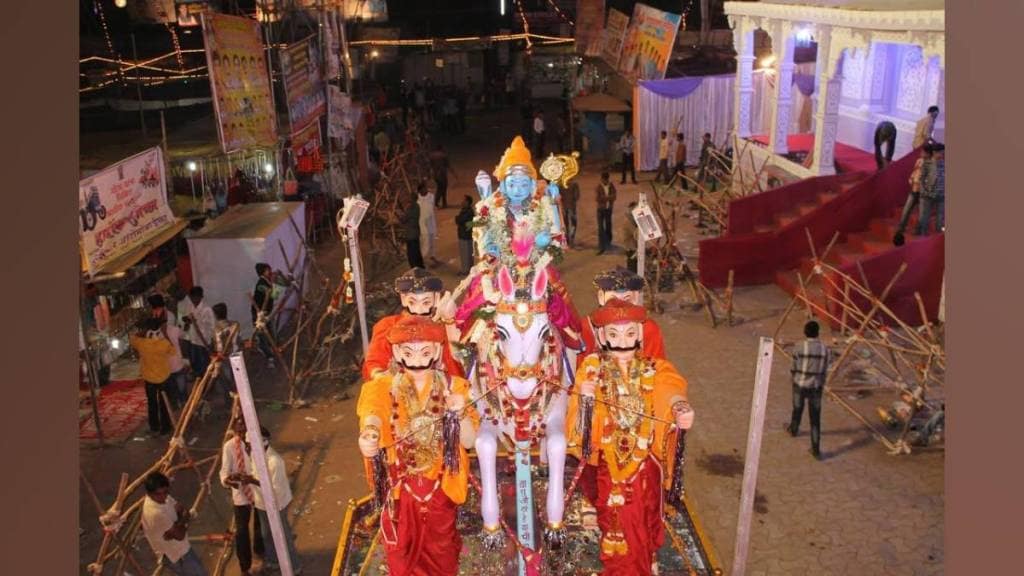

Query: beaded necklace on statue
[388,369,448,477]
[596,353,657,558]
[598,355,657,483]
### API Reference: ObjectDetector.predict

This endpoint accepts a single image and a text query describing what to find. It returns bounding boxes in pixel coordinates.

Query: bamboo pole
[725,270,735,326]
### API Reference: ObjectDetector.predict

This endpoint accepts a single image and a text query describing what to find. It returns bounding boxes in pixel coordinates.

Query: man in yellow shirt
[131,318,178,436]
[356,315,478,576]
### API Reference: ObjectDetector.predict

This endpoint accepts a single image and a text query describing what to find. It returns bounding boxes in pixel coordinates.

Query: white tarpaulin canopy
[187,202,307,339]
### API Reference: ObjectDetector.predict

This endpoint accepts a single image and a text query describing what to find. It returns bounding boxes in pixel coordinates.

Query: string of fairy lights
[79,31,574,94]
[513,0,533,52]
[165,22,186,73]
[544,0,575,28]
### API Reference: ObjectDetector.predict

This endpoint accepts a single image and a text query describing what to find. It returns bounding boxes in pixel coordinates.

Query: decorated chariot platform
[330,455,722,576]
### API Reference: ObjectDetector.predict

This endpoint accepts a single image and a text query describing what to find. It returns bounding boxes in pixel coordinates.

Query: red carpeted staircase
[698,148,945,326]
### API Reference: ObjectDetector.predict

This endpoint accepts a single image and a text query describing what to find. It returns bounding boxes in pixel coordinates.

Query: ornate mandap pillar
[768,20,796,154]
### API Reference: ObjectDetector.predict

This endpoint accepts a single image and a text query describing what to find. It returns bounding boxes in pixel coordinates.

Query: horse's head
[492,265,551,394]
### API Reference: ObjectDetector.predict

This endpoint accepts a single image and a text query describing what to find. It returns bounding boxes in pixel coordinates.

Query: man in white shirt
[240,427,302,574]
[150,294,189,408]
[913,105,939,149]
[141,472,208,576]
[211,302,241,408]
[532,110,546,159]
[655,130,671,183]
[219,417,265,576]
[177,286,215,381]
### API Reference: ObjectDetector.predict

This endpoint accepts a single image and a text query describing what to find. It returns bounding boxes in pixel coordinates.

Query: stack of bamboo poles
[642,182,737,329]
[772,229,946,455]
[82,326,241,576]
[363,129,434,258]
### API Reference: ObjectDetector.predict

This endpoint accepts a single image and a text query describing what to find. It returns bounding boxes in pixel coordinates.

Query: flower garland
[472,187,560,266]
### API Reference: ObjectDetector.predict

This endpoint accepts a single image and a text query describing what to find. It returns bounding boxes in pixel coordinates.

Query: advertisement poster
[600,9,630,69]
[127,0,176,23]
[281,35,326,133]
[79,147,178,277]
[617,3,682,82]
[202,12,278,153]
[575,0,606,56]
[292,121,323,174]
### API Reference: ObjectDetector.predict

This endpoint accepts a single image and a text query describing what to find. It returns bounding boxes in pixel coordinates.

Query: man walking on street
[618,130,637,184]
[533,110,546,159]
[141,472,208,576]
[596,171,617,254]
[674,132,689,189]
[220,417,266,576]
[562,179,580,248]
[655,131,671,183]
[403,193,426,269]
[251,264,277,370]
[455,195,476,275]
[429,143,453,209]
[131,318,177,436]
[785,320,832,460]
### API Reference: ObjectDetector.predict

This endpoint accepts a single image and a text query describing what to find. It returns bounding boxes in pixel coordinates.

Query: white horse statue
[470,263,570,562]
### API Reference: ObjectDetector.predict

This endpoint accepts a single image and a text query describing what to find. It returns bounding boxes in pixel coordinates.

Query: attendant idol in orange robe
[362,268,464,380]
[356,316,479,576]
[567,299,695,576]
[578,267,666,368]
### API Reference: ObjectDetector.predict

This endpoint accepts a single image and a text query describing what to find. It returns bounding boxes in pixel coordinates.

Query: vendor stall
[571,92,632,162]
[186,202,308,339]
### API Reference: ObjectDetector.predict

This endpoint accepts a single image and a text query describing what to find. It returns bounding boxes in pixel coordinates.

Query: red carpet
[751,133,877,174]
[79,379,148,443]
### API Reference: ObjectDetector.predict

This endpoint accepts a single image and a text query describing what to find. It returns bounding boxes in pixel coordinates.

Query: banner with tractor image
[79,147,178,277]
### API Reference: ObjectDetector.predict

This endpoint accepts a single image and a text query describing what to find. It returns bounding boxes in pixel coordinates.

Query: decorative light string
[514,0,532,52]
[165,23,186,72]
[544,0,574,27]
[93,0,125,84]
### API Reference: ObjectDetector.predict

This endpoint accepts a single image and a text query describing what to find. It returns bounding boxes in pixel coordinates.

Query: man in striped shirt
[785,321,832,460]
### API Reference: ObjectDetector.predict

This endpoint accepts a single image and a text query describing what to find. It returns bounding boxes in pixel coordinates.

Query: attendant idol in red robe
[578,267,666,368]
[567,299,695,576]
[362,268,463,380]
[356,316,479,576]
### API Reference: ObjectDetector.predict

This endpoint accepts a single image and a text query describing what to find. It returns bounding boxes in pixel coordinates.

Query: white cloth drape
[635,70,819,171]
[635,75,736,171]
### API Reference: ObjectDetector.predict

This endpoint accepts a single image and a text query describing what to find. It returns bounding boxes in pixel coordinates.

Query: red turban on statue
[386,315,447,345]
[591,298,647,327]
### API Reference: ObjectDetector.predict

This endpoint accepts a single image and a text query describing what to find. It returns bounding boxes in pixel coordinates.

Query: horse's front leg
[475,422,505,550]
[543,390,569,548]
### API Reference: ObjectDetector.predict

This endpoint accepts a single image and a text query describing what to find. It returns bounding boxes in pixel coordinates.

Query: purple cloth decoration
[793,74,816,97]
[638,77,705,99]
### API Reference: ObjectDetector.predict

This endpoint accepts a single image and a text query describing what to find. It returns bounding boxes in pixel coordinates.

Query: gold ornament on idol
[539,152,581,188]
[596,355,657,557]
